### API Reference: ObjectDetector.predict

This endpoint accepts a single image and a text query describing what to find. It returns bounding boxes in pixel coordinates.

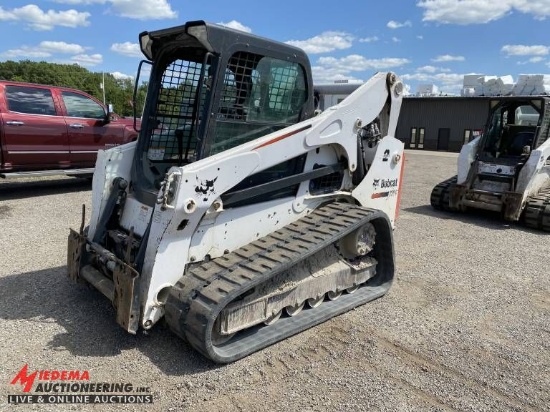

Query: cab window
[62,91,106,119]
[5,85,56,116]
[208,52,308,155]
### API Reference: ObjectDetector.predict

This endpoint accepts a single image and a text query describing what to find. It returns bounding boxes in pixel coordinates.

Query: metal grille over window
[147,59,206,163]
[209,52,307,155]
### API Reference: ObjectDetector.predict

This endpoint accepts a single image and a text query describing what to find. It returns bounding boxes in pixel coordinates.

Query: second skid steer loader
[431,96,550,231]
[67,20,405,363]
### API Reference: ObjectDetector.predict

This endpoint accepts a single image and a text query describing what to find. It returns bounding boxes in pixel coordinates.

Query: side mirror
[102,106,111,124]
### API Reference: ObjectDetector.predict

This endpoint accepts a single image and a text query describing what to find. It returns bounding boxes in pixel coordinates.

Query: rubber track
[430,176,457,211]
[524,187,550,231]
[164,202,395,363]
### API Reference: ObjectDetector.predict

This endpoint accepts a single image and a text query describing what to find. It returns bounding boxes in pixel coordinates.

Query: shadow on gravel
[403,204,546,234]
[404,204,513,229]
[0,266,219,375]
[0,178,91,200]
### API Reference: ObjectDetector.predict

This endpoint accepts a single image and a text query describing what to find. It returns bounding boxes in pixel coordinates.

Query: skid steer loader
[431,96,550,231]
[67,20,405,363]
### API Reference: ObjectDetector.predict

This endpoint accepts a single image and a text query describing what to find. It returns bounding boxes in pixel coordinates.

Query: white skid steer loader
[67,20,405,363]
[431,96,550,231]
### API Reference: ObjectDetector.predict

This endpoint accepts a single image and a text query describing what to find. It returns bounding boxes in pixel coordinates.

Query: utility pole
[102,71,106,105]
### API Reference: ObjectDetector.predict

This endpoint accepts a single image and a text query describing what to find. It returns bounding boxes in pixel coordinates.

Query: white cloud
[517,56,546,65]
[311,67,364,84]
[111,42,142,57]
[417,0,550,25]
[311,54,410,83]
[418,0,510,24]
[40,41,86,54]
[359,36,379,43]
[417,35,424,40]
[0,41,87,59]
[217,20,252,33]
[111,71,134,81]
[417,65,451,73]
[71,53,102,66]
[387,20,412,29]
[286,31,354,54]
[54,0,107,4]
[109,0,176,20]
[0,47,52,59]
[501,44,549,56]
[392,37,401,43]
[318,55,410,70]
[0,4,90,30]
[512,0,550,20]
[54,0,177,19]
[432,54,465,62]
[418,65,438,73]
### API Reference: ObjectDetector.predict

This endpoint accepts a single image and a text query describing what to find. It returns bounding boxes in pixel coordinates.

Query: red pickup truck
[0,81,139,178]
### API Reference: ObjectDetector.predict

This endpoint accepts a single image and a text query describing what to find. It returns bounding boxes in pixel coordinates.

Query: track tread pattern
[164,202,394,363]
[524,187,550,231]
[430,175,457,211]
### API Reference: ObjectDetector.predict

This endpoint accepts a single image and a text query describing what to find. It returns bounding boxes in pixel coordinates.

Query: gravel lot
[0,151,548,411]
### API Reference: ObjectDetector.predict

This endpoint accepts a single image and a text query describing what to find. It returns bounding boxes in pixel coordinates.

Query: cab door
[0,84,69,169]
[59,90,122,166]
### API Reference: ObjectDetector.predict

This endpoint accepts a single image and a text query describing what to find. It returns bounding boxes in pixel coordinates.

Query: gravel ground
[0,151,548,412]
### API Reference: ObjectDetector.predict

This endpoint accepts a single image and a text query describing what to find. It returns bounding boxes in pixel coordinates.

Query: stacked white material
[484,75,515,96]
[461,74,516,96]
[476,76,497,96]
[462,74,482,96]
[416,84,439,96]
[461,87,476,97]
[462,75,491,96]
[512,74,550,95]
[498,75,515,95]
[463,74,482,88]
[483,78,500,95]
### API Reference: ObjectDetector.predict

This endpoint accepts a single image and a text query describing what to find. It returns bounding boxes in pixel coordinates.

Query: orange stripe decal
[395,152,405,220]
[254,124,312,150]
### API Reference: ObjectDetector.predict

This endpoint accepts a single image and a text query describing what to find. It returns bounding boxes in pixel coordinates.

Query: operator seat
[508,132,535,156]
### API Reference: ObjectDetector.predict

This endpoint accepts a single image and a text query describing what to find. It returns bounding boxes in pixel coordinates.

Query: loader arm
[140,72,404,327]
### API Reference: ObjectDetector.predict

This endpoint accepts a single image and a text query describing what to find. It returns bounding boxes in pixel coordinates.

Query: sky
[0,0,549,95]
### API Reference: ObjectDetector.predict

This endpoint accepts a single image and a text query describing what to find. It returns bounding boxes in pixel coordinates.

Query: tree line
[0,60,147,117]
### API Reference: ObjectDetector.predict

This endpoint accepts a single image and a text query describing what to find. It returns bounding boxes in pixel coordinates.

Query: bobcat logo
[195,176,218,201]
[373,179,380,189]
